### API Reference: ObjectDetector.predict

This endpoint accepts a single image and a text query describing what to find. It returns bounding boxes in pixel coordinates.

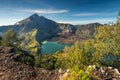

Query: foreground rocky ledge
[0,46,120,80]
[88,65,120,80]
[0,46,60,80]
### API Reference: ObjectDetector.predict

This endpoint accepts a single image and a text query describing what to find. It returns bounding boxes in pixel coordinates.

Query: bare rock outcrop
[90,65,120,80]
[0,46,60,80]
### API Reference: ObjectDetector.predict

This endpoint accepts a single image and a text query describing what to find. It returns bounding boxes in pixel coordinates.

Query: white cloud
[73,13,97,16]
[58,18,116,24]
[18,9,69,14]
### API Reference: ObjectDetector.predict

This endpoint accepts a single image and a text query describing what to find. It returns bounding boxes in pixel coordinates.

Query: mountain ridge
[0,13,102,45]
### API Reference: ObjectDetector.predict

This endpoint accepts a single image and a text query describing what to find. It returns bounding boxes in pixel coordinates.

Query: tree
[93,22,120,67]
[63,41,91,71]
[1,29,18,47]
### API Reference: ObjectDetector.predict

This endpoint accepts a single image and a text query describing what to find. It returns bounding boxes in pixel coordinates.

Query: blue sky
[0,0,120,25]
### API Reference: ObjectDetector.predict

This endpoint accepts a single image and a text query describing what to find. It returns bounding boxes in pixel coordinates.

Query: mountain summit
[29,13,39,18]
[27,13,41,21]
[14,13,60,33]
[28,13,50,22]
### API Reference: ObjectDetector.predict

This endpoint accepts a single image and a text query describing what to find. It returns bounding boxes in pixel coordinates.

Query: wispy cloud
[73,13,97,16]
[18,9,69,14]
[58,18,116,24]
[73,12,117,17]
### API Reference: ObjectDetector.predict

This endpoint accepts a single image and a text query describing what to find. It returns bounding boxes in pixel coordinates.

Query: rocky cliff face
[0,46,60,80]
[75,23,102,36]
[50,23,102,44]
[58,23,76,34]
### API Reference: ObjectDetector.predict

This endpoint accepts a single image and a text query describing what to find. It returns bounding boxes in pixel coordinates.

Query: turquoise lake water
[41,41,71,54]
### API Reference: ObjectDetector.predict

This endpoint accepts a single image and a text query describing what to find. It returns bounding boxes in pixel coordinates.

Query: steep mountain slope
[20,29,40,55]
[0,14,60,41]
[16,13,60,41]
